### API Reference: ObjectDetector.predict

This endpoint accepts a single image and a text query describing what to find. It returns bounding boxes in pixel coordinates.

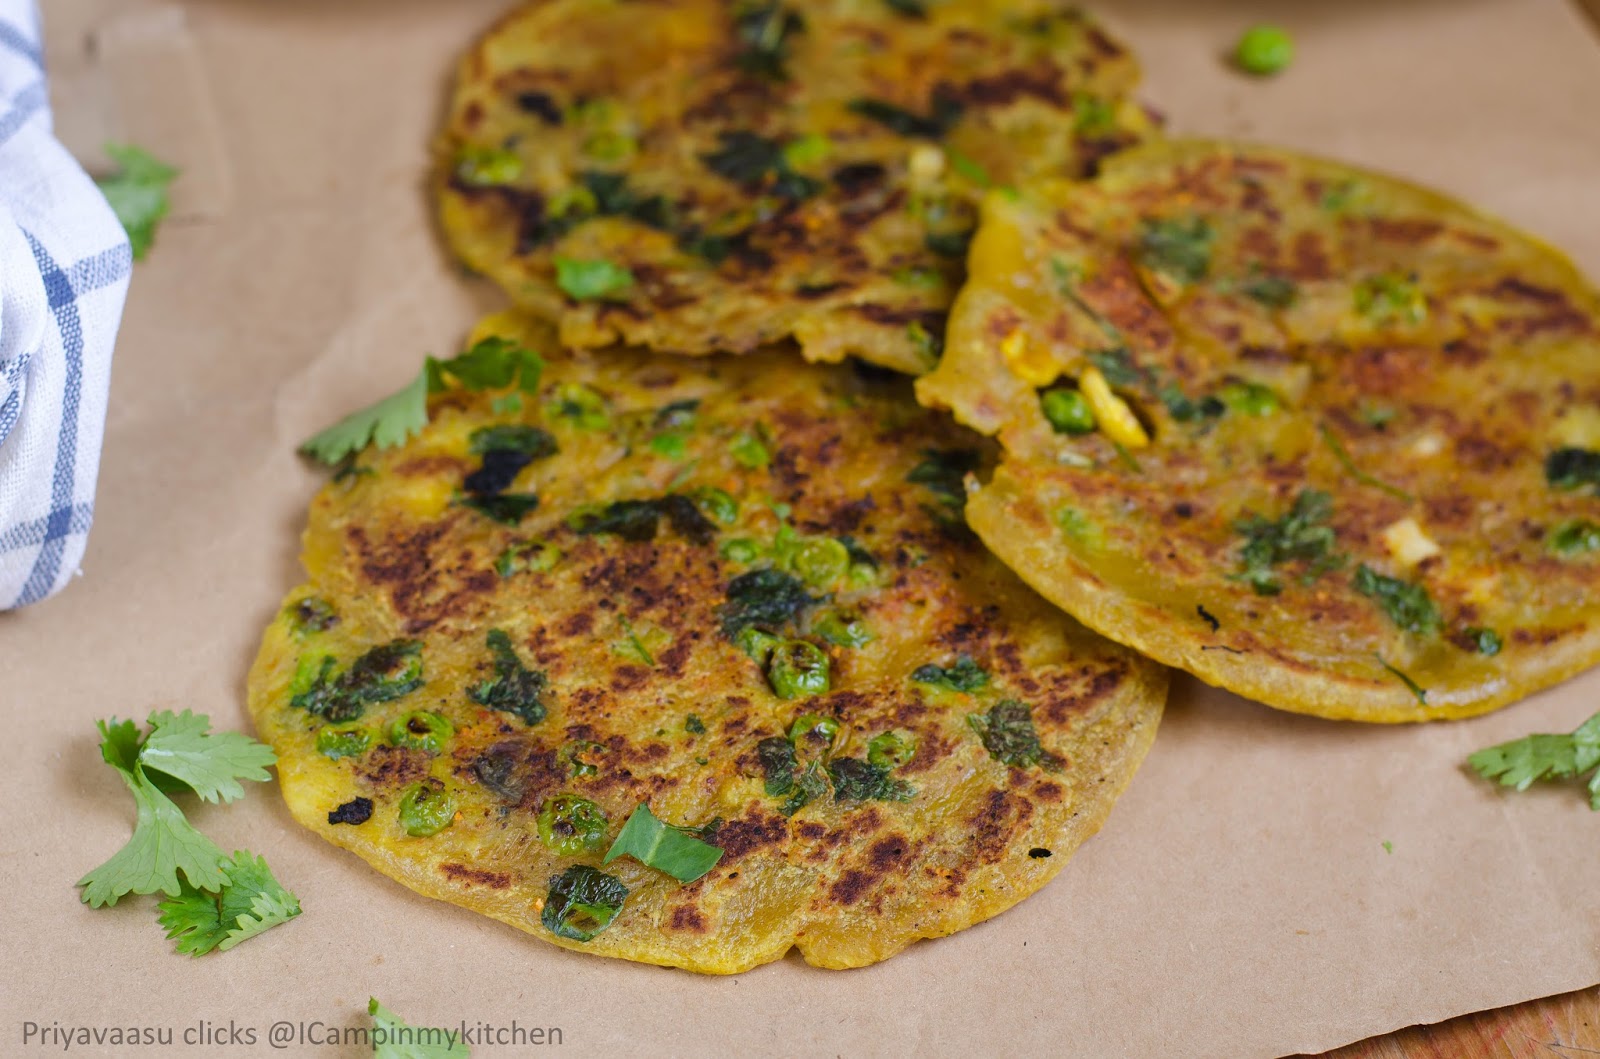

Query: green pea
[721,538,763,564]
[730,431,770,470]
[787,713,840,746]
[735,626,782,662]
[1462,627,1502,657]
[454,145,522,186]
[315,725,371,761]
[867,731,915,770]
[397,781,457,837]
[812,609,874,648]
[694,487,740,525]
[1040,388,1096,435]
[561,740,604,777]
[769,641,831,699]
[388,711,454,754]
[1234,25,1293,76]
[782,133,830,169]
[495,540,561,578]
[1218,381,1281,416]
[536,794,610,856]
[848,564,879,588]
[583,131,637,162]
[794,538,851,587]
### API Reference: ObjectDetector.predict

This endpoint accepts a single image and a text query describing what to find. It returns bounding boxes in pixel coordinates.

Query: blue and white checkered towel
[0,0,131,609]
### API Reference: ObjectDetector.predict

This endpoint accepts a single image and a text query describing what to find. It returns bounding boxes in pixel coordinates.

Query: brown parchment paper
[3,1,1599,1055]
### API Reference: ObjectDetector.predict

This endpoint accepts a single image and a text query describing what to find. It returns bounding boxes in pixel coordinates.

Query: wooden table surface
[1306,985,1599,1058]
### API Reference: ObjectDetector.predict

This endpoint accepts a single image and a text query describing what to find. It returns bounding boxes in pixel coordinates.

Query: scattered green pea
[867,731,915,770]
[1218,381,1282,416]
[787,713,840,746]
[769,641,831,699]
[397,781,457,837]
[1040,388,1097,435]
[812,609,875,648]
[536,794,610,856]
[315,725,371,761]
[794,538,851,587]
[1234,25,1293,76]
[730,431,770,470]
[721,538,763,564]
[388,711,454,754]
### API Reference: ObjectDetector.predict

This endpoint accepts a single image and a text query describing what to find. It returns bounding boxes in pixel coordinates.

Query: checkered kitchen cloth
[0,0,131,609]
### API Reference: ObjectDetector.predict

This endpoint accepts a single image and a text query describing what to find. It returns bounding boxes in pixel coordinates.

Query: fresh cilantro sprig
[96,144,178,260]
[78,712,301,955]
[370,998,470,1058]
[298,336,546,466]
[78,712,274,906]
[1469,711,1600,810]
[157,851,302,955]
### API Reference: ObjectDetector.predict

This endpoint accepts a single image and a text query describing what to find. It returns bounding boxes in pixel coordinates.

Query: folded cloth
[0,0,131,609]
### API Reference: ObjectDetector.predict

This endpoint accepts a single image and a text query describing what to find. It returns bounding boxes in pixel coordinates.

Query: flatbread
[434,0,1150,374]
[248,311,1165,972]
[917,139,1600,722]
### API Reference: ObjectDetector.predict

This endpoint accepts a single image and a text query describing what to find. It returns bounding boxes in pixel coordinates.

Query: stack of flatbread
[247,0,1600,973]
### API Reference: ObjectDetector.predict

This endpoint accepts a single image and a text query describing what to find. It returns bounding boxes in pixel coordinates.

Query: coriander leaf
[542,865,629,942]
[138,710,275,804]
[157,850,302,956]
[826,757,914,803]
[98,717,145,774]
[97,144,178,260]
[368,998,470,1059]
[603,803,724,883]
[718,568,816,638]
[967,700,1062,770]
[700,131,820,200]
[1546,447,1600,493]
[156,885,229,956]
[433,335,544,395]
[1469,712,1600,809]
[1353,564,1440,636]
[468,629,548,725]
[1231,489,1342,595]
[906,448,981,508]
[757,735,798,796]
[911,654,989,693]
[555,257,634,301]
[291,640,424,723]
[733,2,806,80]
[1137,216,1214,284]
[848,90,964,139]
[78,766,228,906]
[299,363,430,467]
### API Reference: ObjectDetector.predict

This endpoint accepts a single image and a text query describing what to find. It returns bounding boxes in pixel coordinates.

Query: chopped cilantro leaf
[925,229,974,258]
[1231,489,1342,596]
[848,90,964,139]
[604,803,724,883]
[290,640,424,723]
[780,760,828,816]
[1353,565,1440,636]
[685,714,707,735]
[1354,271,1427,325]
[1469,711,1600,810]
[467,629,547,725]
[1137,217,1214,284]
[733,2,805,80]
[700,131,821,200]
[1240,272,1298,309]
[827,757,914,803]
[906,447,981,507]
[757,736,798,797]
[459,493,541,525]
[543,865,629,942]
[911,655,989,693]
[368,998,470,1059]
[1088,347,1145,388]
[968,701,1061,770]
[96,144,178,260]
[1546,447,1600,493]
[719,568,816,638]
